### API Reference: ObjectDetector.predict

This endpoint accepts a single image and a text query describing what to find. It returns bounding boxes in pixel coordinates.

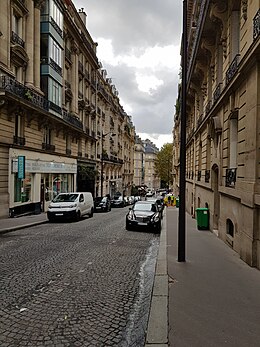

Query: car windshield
[53,193,79,202]
[95,197,102,203]
[133,203,155,212]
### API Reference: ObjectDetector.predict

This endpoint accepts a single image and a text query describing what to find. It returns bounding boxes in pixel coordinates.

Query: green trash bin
[196,208,209,230]
[176,198,179,208]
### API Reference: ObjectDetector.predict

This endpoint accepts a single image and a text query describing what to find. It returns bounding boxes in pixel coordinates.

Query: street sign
[18,156,25,179]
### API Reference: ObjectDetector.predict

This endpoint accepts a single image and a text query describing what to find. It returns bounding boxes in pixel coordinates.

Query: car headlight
[48,205,53,209]
[127,211,135,220]
[151,213,160,222]
[68,203,77,208]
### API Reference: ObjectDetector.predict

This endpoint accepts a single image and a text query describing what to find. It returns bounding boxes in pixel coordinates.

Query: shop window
[14,173,32,203]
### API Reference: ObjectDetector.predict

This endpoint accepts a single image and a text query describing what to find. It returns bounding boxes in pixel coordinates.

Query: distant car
[126,201,161,233]
[94,196,111,212]
[111,195,125,208]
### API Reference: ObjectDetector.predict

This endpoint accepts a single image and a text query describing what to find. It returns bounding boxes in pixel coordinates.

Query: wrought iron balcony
[42,143,55,151]
[50,17,62,37]
[13,135,25,146]
[226,54,240,85]
[253,9,260,40]
[62,109,83,130]
[225,168,236,187]
[49,101,62,114]
[0,76,49,111]
[213,83,222,103]
[49,58,62,76]
[11,31,25,47]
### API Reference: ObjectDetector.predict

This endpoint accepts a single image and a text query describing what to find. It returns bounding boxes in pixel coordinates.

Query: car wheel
[89,208,94,218]
[76,211,81,221]
[126,221,132,231]
[155,221,161,233]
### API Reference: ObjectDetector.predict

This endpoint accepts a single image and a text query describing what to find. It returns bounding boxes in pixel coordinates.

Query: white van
[47,192,94,222]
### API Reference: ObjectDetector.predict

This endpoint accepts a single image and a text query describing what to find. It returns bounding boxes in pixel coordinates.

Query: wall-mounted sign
[17,156,25,179]
[12,158,77,174]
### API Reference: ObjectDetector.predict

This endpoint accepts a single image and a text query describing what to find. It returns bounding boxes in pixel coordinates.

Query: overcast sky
[73,0,182,149]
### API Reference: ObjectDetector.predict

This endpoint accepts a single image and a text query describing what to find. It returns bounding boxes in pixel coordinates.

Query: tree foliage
[154,143,173,187]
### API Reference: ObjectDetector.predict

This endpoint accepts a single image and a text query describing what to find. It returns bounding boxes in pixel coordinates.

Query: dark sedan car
[146,196,164,219]
[126,201,161,233]
[94,196,111,212]
[111,196,125,208]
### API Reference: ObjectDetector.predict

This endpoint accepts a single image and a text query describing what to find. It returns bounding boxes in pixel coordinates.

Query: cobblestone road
[0,207,160,347]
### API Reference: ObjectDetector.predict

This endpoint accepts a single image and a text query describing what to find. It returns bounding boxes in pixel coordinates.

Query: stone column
[34,2,42,91]
[71,42,79,114]
[25,0,34,87]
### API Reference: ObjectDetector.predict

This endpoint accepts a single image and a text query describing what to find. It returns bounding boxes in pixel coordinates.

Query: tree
[154,143,173,188]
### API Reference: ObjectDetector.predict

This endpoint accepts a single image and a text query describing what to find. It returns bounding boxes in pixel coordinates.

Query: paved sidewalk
[0,212,48,234]
[167,208,260,347]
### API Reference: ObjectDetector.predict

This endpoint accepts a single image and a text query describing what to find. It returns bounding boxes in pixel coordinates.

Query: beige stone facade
[172,0,260,269]
[133,135,145,188]
[0,0,135,217]
[143,139,160,192]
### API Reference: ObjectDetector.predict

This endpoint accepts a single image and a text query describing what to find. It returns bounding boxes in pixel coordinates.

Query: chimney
[78,8,87,26]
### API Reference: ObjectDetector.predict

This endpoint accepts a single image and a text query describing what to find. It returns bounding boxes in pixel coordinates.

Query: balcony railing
[49,101,62,114]
[13,135,25,146]
[225,168,236,187]
[213,83,222,103]
[62,109,83,130]
[253,9,260,40]
[0,76,49,111]
[11,31,25,47]
[42,143,55,152]
[226,54,240,85]
[50,17,63,37]
[49,58,62,76]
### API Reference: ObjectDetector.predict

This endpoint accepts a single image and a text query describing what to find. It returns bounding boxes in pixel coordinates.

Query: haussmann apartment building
[0,0,135,218]
[172,0,260,269]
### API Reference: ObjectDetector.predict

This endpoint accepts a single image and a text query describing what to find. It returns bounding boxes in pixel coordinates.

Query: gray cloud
[73,0,182,147]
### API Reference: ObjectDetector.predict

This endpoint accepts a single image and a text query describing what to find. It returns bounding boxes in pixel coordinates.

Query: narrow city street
[0,208,160,347]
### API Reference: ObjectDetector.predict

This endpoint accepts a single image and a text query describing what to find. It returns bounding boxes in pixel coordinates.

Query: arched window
[226,219,234,237]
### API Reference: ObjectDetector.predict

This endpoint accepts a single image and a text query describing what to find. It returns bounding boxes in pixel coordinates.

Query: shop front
[10,149,77,217]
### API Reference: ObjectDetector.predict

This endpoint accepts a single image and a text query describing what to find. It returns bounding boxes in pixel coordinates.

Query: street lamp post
[178,0,187,262]
[100,132,116,197]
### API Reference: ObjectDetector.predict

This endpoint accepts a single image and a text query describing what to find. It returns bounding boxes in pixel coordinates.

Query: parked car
[111,195,125,208]
[94,196,111,212]
[47,192,94,222]
[146,196,165,219]
[125,201,161,233]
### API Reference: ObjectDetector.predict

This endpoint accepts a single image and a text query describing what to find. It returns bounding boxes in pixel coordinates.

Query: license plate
[138,222,147,226]
[55,213,63,216]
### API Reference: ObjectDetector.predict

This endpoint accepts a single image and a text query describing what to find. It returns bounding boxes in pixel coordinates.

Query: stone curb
[145,212,168,346]
[0,220,49,235]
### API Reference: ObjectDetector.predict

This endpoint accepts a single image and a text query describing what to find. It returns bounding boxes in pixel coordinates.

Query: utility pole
[178,0,187,262]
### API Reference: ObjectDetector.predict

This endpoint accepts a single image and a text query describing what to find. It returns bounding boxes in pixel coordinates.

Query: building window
[14,113,24,138]
[50,37,62,67]
[43,125,52,145]
[226,219,234,237]
[14,173,32,203]
[50,0,63,29]
[229,114,238,168]
[49,78,61,106]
